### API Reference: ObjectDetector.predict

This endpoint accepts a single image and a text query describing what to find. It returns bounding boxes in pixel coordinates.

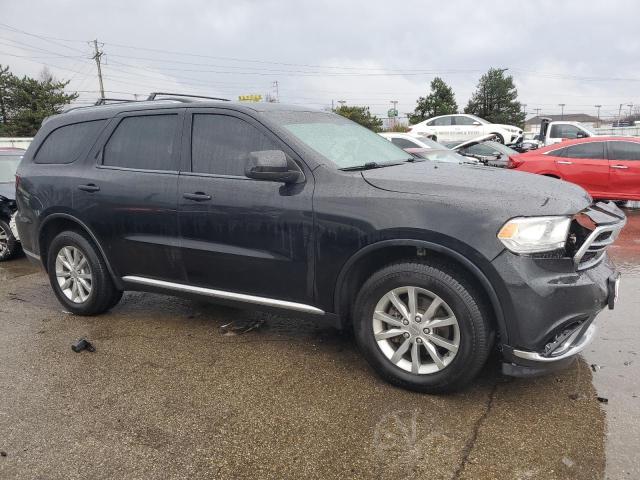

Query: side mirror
[245,150,302,183]
[576,131,588,139]
[472,121,481,126]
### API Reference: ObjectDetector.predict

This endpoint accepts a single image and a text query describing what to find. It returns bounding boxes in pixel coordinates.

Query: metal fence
[0,137,33,149]
[594,126,640,137]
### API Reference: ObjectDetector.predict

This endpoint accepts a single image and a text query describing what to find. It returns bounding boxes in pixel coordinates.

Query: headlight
[497,216,571,254]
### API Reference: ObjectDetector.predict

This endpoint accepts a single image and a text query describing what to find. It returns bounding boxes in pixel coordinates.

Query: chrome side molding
[122,275,325,315]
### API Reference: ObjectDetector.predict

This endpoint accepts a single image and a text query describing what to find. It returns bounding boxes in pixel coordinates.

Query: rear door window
[190,114,280,176]
[453,116,475,126]
[608,141,640,160]
[565,142,605,159]
[35,120,106,164]
[103,115,178,171]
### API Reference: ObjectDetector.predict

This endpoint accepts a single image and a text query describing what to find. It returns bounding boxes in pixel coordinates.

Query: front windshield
[482,141,519,156]
[271,111,412,169]
[0,155,21,183]
[576,122,597,136]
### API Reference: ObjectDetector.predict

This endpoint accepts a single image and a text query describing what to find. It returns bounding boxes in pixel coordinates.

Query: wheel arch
[333,239,508,343]
[38,213,123,289]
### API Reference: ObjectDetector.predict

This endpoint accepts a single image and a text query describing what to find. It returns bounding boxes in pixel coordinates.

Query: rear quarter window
[35,120,106,164]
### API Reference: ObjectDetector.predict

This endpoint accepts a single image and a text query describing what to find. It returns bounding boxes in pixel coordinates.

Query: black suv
[15,96,626,392]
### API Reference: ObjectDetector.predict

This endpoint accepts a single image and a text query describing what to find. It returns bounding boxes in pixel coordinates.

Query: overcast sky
[1,0,639,120]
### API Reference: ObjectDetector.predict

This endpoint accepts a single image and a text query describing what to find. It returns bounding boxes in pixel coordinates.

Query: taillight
[507,156,523,169]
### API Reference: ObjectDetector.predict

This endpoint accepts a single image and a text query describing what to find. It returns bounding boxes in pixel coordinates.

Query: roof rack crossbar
[146,92,230,102]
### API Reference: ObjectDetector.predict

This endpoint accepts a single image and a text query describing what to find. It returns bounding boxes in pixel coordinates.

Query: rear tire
[353,261,493,393]
[46,231,122,315]
[0,219,20,261]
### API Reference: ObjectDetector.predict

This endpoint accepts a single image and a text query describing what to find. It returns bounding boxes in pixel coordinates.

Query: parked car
[534,117,598,146]
[509,137,640,201]
[408,114,523,144]
[379,133,478,164]
[403,148,481,165]
[444,135,521,167]
[0,148,24,261]
[378,132,444,150]
[16,96,625,393]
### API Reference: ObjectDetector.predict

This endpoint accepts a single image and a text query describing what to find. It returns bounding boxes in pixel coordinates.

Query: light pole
[558,103,566,120]
[390,100,398,129]
[594,104,602,127]
[628,103,634,119]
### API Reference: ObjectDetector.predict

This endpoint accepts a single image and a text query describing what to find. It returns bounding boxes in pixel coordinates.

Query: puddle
[583,207,640,478]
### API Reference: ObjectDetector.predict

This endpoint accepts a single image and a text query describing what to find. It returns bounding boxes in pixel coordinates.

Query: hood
[361,161,591,217]
[0,182,16,201]
[450,134,497,150]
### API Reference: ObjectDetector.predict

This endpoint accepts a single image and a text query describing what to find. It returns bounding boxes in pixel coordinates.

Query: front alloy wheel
[353,261,493,393]
[373,287,460,374]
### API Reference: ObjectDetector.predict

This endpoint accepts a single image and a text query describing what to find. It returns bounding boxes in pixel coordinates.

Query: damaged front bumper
[496,201,625,377]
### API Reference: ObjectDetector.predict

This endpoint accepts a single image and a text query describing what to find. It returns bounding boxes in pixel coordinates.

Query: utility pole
[627,103,633,119]
[558,103,565,120]
[534,108,541,117]
[522,104,527,128]
[92,39,105,100]
[618,103,623,121]
[594,104,602,127]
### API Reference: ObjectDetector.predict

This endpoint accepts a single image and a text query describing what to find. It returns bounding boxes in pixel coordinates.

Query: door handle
[78,184,100,192]
[556,160,573,165]
[610,165,629,169]
[183,192,212,201]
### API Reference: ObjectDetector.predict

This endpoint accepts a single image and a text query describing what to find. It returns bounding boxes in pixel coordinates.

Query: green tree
[334,104,383,132]
[464,68,525,126]
[0,65,78,136]
[408,77,458,124]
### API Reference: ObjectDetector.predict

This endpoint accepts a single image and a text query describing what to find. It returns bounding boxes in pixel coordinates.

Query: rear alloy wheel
[0,219,19,261]
[353,261,492,393]
[55,246,94,304]
[47,231,122,315]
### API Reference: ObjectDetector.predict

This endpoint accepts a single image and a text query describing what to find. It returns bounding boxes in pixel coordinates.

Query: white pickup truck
[534,118,598,146]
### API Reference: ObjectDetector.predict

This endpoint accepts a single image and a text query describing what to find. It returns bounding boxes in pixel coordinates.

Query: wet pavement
[0,208,638,480]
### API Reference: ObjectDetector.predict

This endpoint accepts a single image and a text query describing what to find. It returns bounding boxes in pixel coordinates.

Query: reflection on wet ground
[0,209,638,479]
[584,205,640,479]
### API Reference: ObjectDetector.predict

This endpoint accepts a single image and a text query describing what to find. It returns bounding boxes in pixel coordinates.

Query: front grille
[569,201,626,270]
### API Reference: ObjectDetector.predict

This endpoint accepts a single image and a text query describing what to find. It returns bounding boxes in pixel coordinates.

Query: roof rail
[146,92,230,102]
[94,98,138,106]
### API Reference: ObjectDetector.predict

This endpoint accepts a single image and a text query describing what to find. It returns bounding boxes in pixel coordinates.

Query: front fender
[333,238,509,344]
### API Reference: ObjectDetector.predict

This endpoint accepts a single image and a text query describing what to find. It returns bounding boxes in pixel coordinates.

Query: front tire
[47,231,122,315]
[353,261,493,393]
[491,133,505,144]
[0,219,20,261]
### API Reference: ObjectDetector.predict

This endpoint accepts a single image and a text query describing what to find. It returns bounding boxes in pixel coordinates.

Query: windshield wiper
[339,160,412,171]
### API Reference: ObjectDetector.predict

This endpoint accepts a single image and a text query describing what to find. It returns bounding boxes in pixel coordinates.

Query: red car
[509,137,640,201]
